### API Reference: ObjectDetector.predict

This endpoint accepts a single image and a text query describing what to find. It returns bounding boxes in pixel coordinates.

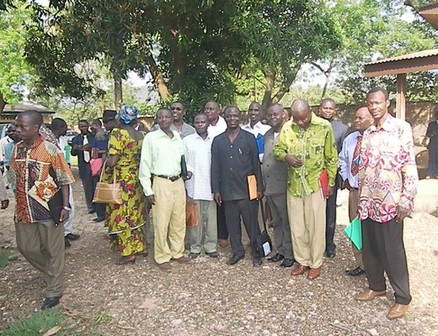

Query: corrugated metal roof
[366,49,438,65]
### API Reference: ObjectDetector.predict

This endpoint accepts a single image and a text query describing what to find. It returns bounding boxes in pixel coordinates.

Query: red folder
[319,169,328,199]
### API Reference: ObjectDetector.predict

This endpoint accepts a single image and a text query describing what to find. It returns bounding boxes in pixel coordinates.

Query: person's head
[50,118,68,138]
[248,102,262,125]
[291,99,312,130]
[366,87,389,124]
[170,101,186,124]
[354,107,374,134]
[193,113,209,137]
[6,122,18,142]
[15,110,43,143]
[223,106,241,130]
[78,120,89,135]
[117,104,138,126]
[102,109,118,131]
[267,103,287,132]
[156,108,173,131]
[204,101,220,123]
[89,119,103,135]
[319,98,336,120]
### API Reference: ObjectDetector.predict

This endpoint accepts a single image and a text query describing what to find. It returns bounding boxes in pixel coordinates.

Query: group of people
[2,86,418,321]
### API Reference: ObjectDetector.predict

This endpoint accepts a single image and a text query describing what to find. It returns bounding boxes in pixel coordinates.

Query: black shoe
[41,296,61,310]
[267,253,284,262]
[345,266,365,276]
[279,258,294,268]
[227,254,244,265]
[253,258,262,267]
[93,217,105,222]
[206,251,219,258]
[188,252,200,259]
[65,233,80,241]
[88,209,96,214]
[64,238,71,249]
[326,247,336,258]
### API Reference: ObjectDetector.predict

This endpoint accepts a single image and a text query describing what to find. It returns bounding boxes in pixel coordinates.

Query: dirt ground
[0,169,437,336]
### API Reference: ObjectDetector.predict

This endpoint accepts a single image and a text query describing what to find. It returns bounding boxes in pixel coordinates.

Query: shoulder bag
[93,161,122,204]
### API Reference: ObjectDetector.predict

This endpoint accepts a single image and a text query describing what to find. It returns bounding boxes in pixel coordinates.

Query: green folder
[344,216,362,250]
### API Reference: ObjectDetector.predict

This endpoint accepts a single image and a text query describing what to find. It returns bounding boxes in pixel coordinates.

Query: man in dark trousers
[211,106,264,267]
[11,110,74,310]
[71,120,95,214]
[422,109,438,179]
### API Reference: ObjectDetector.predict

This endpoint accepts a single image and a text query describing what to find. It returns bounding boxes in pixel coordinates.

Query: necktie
[351,135,362,176]
[83,135,90,163]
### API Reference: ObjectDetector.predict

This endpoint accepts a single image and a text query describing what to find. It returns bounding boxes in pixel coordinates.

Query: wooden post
[396,73,406,120]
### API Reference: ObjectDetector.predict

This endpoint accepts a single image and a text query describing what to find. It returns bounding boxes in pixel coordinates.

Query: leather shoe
[253,258,262,267]
[267,253,284,262]
[65,233,80,241]
[355,289,386,301]
[280,258,294,268]
[326,247,336,258]
[291,263,309,276]
[158,262,171,272]
[188,252,200,259]
[227,254,244,265]
[345,266,365,276]
[93,217,105,222]
[64,238,71,249]
[307,267,321,280]
[88,209,96,214]
[206,251,219,258]
[387,303,409,320]
[173,256,190,264]
[41,296,61,310]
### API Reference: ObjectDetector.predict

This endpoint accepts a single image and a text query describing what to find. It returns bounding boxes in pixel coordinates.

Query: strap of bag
[98,160,117,184]
[259,199,268,232]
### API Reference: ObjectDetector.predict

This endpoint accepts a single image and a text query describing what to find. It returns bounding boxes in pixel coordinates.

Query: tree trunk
[272,67,300,104]
[0,92,5,115]
[114,76,123,110]
[261,67,276,113]
[146,52,171,101]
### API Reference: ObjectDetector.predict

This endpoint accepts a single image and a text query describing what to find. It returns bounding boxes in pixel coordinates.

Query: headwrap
[117,104,138,125]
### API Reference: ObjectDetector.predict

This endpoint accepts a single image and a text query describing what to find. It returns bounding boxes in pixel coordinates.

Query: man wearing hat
[103,109,118,133]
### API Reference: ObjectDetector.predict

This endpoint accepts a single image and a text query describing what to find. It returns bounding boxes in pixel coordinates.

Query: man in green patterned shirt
[274,99,338,280]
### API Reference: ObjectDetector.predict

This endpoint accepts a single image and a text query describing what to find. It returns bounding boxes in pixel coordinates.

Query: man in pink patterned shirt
[354,87,418,320]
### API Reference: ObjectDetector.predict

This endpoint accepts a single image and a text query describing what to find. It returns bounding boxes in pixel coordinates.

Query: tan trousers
[188,200,217,254]
[152,177,186,264]
[287,191,326,269]
[15,220,65,297]
[348,188,363,268]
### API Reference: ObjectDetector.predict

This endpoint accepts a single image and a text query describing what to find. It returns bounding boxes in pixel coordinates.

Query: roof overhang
[364,49,438,77]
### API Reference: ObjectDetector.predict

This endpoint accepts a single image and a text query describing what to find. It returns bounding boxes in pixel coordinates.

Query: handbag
[92,161,122,204]
[255,199,272,257]
[90,158,104,176]
[47,188,63,226]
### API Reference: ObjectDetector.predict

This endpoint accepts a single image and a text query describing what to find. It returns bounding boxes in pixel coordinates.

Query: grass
[1,309,65,336]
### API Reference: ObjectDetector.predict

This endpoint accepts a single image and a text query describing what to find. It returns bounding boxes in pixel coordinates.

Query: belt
[154,174,181,182]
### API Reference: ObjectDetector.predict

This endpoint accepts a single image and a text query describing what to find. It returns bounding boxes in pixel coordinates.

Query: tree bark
[272,67,299,105]
[114,75,123,110]
[261,67,276,112]
[0,92,5,115]
[146,52,170,101]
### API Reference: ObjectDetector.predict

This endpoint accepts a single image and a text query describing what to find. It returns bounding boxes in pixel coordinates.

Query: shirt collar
[369,113,395,132]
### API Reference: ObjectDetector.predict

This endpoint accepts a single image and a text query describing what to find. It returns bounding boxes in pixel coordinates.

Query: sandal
[116,255,136,265]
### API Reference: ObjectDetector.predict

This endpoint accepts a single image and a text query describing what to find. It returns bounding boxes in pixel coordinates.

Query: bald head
[20,110,43,127]
[15,110,43,143]
[267,103,287,131]
[354,107,374,133]
[291,99,312,130]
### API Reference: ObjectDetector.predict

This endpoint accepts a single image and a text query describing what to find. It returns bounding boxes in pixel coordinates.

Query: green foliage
[1,309,65,336]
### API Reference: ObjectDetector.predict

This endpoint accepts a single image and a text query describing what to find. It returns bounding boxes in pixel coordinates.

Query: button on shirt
[339,131,361,189]
[358,115,418,223]
[183,133,213,201]
[211,129,263,201]
[139,128,184,196]
[273,113,338,197]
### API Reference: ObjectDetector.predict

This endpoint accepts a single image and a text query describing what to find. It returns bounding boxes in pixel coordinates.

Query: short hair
[51,118,67,131]
[204,100,220,109]
[320,98,336,106]
[90,119,102,127]
[20,110,43,127]
[367,87,389,100]
[223,106,241,115]
[78,119,89,125]
[193,113,209,123]
[156,107,172,117]
[171,101,186,109]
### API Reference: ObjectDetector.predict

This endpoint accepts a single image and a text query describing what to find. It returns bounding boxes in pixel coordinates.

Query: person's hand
[214,192,222,206]
[1,199,9,210]
[342,180,353,191]
[59,209,69,222]
[395,205,410,223]
[285,154,303,168]
[146,195,156,206]
[327,186,334,198]
[257,191,263,200]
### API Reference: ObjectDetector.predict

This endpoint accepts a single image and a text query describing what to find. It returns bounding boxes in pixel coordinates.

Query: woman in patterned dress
[105,105,147,264]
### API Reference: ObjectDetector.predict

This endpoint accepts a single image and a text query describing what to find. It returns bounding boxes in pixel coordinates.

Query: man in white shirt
[339,107,373,276]
[242,102,271,162]
[183,114,218,259]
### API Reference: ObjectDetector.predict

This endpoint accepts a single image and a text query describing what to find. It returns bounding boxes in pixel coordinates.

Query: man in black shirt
[211,106,264,266]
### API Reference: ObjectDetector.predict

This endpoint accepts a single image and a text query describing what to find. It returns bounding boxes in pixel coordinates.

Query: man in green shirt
[273,99,338,280]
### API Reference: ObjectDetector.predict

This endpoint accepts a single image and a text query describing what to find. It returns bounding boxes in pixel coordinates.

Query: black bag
[256,199,272,257]
[48,188,63,226]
